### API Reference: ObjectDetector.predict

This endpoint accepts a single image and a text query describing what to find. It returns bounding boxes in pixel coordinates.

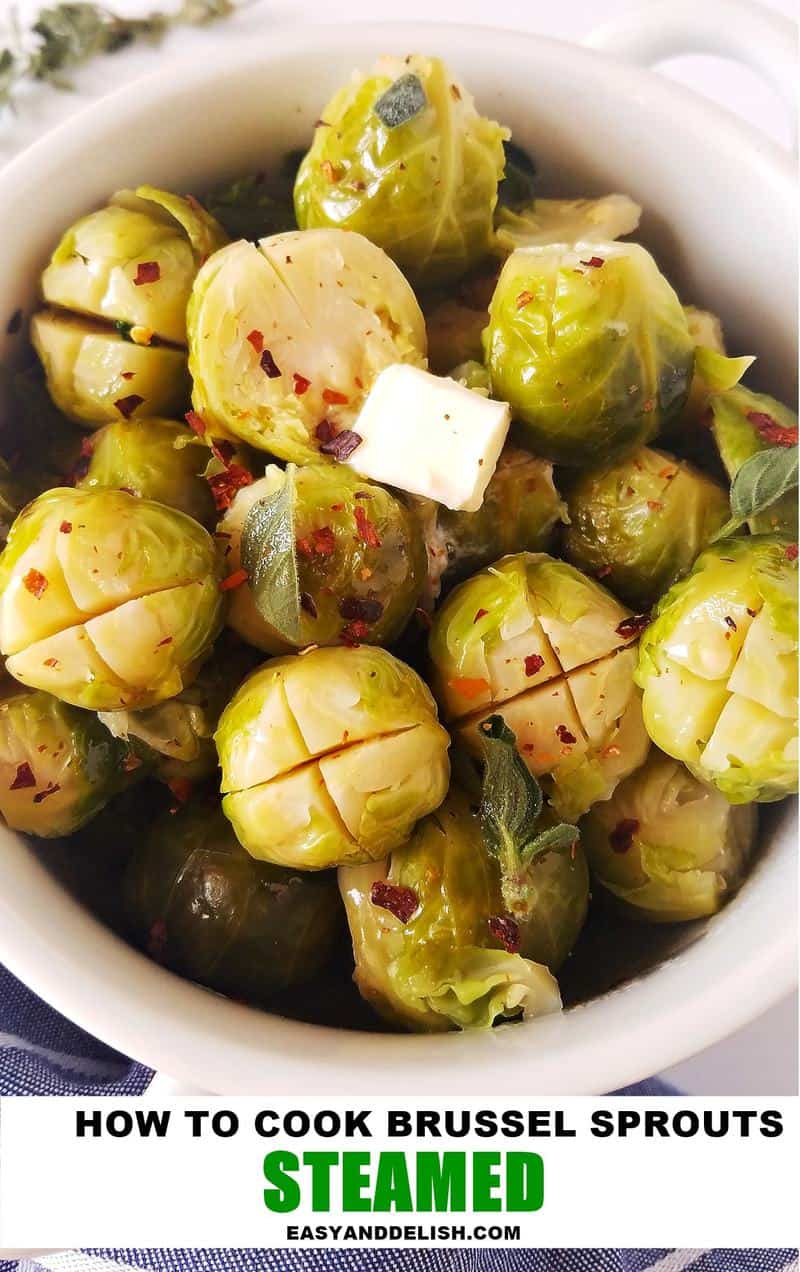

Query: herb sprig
[712,444,799,542]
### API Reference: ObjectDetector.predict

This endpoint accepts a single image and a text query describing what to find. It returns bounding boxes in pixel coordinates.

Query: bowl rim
[0,18,796,1094]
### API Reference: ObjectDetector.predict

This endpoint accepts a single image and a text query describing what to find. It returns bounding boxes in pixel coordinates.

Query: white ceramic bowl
[0,14,796,1095]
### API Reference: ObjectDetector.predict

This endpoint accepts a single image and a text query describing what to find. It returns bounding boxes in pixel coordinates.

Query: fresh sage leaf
[240,470,303,644]
[374,73,427,128]
[712,445,799,541]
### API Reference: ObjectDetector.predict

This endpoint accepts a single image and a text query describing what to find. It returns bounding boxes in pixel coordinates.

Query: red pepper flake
[596,565,613,578]
[134,261,161,286]
[724,615,737,631]
[448,676,490,700]
[147,919,168,961]
[43,657,59,668]
[580,256,605,268]
[305,525,336,557]
[166,777,192,804]
[260,349,282,379]
[340,596,384,624]
[320,160,343,183]
[556,724,577,745]
[524,653,545,676]
[156,636,174,647]
[123,753,143,773]
[320,429,362,461]
[293,373,311,396]
[322,387,349,406]
[786,543,798,561]
[647,500,663,511]
[10,762,36,790]
[120,371,135,380]
[59,521,72,534]
[370,880,418,923]
[488,914,521,954]
[616,613,650,639]
[246,329,264,354]
[315,419,336,444]
[300,591,318,618]
[23,569,48,598]
[114,394,144,419]
[208,464,253,511]
[33,782,61,804]
[746,410,798,447]
[354,505,381,548]
[474,608,488,623]
[340,620,369,645]
[185,409,207,436]
[219,568,249,592]
[610,818,639,854]
[210,438,236,466]
[515,290,534,310]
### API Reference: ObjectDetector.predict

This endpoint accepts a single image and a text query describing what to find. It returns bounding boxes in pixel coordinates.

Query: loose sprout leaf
[240,471,303,644]
[694,345,754,393]
[497,140,537,211]
[374,73,428,128]
[711,446,799,541]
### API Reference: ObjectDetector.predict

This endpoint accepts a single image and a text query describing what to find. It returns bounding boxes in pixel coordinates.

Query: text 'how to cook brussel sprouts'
[216,645,450,870]
[0,488,223,710]
[294,55,508,288]
[636,536,798,802]
[580,748,757,922]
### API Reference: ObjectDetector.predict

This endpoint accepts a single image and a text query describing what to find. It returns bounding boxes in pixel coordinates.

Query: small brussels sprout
[0,686,137,836]
[428,552,650,819]
[125,800,340,1005]
[416,447,567,604]
[563,446,730,609]
[0,488,223,710]
[238,462,426,649]
[581,749,758,921]
[76,416,215,525]
[31,311,190,428]
[636,536,798,802]
[187,229,426,461]
[484,242,694,465]
[708,384,798,534]
[339,786,562,1032]
[215,471,292,654]
[41,185,227,346]
[493,193,641,255]
[294,55,508,288]
[215,645,450,869]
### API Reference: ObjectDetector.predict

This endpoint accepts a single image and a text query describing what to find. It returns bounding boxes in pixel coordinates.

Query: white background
[0,0,797,1095]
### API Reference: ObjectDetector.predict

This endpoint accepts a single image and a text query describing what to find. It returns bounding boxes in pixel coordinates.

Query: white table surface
[1,0,797,1096]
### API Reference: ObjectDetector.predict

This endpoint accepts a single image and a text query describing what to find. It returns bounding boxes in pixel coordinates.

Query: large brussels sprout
[0,686,136,836]
[238,462,426,649]
[484,241,694,466]
[492,193,641,255]
[125,801,340,1005]
[187,229,426,462]
[415,447,567,604]
[31,311,190,428]
[215,645,450,869]
[76,417,215,526]
[563,446,730,610]
[708,384,798,534]
[40,185,227,346]
[428,552,650,819]
[294,55,508,288]
[339,786,561,1032]
[581,749,757,921]
[0,488,223,711]
[636,536,798,802]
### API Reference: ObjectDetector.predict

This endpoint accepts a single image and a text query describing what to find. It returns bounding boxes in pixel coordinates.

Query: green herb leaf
[711,445,799,541]
[114,319,134,341]
[374,73,427,128]
[497,140,537,211]
[205,173,296,242]
[240,468,302,644]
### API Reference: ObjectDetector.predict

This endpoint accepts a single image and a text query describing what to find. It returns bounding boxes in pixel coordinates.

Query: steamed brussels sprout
[581,749,757,921]
[40,185,227,346]
[125,801,341,1005]
[238,463,426,649]
[636,536,798,802]
[708,384,798,534]
[484,242,694,465]
[563,447,730,609]
[294,55,508,288]
[215,645,450,869]
[215,471,292,654]
[30,311,190,428]
[187,229,426,461]
[0,687,136,836]
[0,488,223,710]
[339,786,561,1032]
[428,552,650,819]
[493,193,641,255]
[76,417,215,526]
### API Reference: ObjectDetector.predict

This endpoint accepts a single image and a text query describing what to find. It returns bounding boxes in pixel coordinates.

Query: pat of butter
[348,364,510,512]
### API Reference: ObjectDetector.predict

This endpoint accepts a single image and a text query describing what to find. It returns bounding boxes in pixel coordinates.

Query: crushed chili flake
[580,256,605,268]
[354,505,381,548]
[43,657,59,668]
[474,608,488,623]
[746,607,758,617]
[156,636,174,647]
[134,261,161,286]
[260,349,282,378]
[556,724,577,745]
[23,569,48,598]
[293,373,311,396]
[167,778,192,804]
[185,409,207,436]
[596,564,613,578]
[114,394,144,419]
[320,160,343,183]
[10,762,36,791]
[297,525,336,558]
[341,619,369,645]
[123,753,143,773]
[147,918,168,961]
[322,387,349,406]
[59,521,73,534]
[448,676,490,700]
[208,464,253,511]
[724,616,737,631]
[300,591,318,618]
[616,613,650,639]
[746,410,798,447]
[370,880,418,923]
[32,782,61,804]
[246,329,264,354]
[610,818,639,854]
[120,371,135,380]
[219,567,249,592]
[647,500,663,511]
[488,914,520,954]
[515,290,534,309]
[315,419,336,444]
[319,429,362,461]
[524,653,545,676]
[340,596,384,624]
[786,543,798,561]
